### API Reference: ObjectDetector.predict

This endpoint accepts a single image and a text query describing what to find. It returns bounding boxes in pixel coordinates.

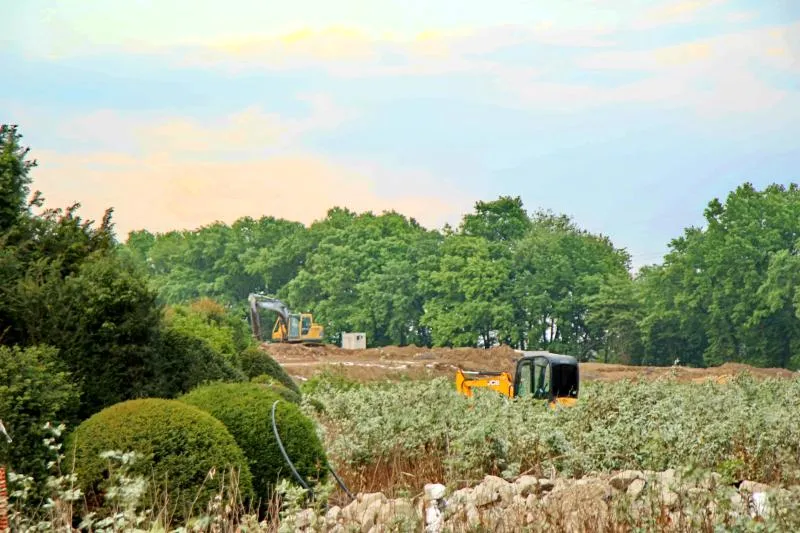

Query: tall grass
[304,373,800,495]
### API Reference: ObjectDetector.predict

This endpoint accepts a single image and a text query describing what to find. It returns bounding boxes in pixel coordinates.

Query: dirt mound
[264,342,798,384]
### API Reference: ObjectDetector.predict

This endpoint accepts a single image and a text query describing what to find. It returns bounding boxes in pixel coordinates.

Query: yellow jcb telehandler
[455,351,579,409]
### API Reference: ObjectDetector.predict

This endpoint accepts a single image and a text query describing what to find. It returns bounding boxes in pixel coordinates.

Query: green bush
[237,346,299,393]
[139,327,245,398]
[0,345,79,493]
[67,398,253,517]
[163,298,251,360]
[251,374,302,404]
[180,383,327,505]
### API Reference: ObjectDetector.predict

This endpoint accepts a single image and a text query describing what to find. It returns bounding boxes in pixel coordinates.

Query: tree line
[3,124,800,372]
[124,180,800,370]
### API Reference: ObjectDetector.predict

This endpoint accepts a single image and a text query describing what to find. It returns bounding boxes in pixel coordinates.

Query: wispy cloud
[19,102,471,236]
[33,150,471,236]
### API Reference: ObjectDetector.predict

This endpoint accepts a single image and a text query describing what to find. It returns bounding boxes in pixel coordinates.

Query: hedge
[180,382,327,505]
[67,398,252,518]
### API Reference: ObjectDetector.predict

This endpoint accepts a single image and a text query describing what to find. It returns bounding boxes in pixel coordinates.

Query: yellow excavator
[248,293,325,344]
[455,351,579,408]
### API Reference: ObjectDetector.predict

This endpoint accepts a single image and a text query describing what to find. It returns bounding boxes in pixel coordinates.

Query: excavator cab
[455,352,579,409]
[513,353,579,408]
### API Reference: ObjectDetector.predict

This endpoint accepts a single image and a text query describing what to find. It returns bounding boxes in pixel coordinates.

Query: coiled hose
[270,400,354,502]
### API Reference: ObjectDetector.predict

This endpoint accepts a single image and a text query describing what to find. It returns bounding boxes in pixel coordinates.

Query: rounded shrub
[180,382,327,504]
[251,374,302,404]
[67,398,253,517]
[237,346,299,394]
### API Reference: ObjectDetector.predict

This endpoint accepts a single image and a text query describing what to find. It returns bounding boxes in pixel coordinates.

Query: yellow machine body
[249,293,325,344]
[455,352,579,409]
[270,313,325,344]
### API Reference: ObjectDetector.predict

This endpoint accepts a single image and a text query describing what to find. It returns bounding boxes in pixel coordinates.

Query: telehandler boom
[455,351,579,408]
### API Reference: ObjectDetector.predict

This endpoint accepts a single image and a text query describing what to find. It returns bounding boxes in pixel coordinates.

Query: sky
[2,0,799,270]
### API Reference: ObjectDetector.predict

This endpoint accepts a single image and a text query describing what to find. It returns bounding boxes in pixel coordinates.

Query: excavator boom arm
[247,293,324,344]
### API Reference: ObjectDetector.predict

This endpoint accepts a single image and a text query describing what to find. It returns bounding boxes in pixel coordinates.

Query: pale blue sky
[2,0,799,269]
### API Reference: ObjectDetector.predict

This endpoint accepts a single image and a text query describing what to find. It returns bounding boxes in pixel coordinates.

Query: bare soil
[263,342,798,384]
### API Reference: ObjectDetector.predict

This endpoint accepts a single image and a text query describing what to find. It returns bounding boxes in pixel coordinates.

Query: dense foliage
[67,398,253,518]
[0,127,264,420]
[124,182,800,369]
[0,345,79,488]
[180,383,328,505]
[238,346,300,393]
[638,183,800,368]
[306,375,800,487]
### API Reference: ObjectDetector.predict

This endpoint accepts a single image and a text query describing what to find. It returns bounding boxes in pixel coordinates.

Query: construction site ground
[264,342,798,384]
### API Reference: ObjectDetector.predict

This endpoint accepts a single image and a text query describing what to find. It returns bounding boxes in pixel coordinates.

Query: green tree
[283,209,438,346]
[421,235,514,348]
[639,182,800,368]
[460,195,531,244]
[0,125,36,232]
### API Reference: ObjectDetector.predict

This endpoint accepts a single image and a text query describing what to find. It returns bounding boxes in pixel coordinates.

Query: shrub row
[66,381,326,519]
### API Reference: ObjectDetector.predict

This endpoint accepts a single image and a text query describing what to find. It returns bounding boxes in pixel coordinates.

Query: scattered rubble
[285,469,798,532]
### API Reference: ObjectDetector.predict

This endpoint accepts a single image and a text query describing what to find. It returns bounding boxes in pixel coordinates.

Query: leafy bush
[180,383,327,504]
[163,298,250,360]
[0,345,79,491]
[251,374,302,404]
[139,327,245,398]
[67,398,253,517]
[307,375,800,486]
[237,346,299,393]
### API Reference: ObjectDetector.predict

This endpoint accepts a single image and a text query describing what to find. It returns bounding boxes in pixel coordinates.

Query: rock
[328,525,346,533]
[465,503,481,527]
[472,482,499,507]
[424,483,446,501]
[538,478,555,492]
[294,509,315,529]
[515,475,540,497]
[525,512,535,525]
[471,475,513,507]
[750,492,770,518]
[740,480,771,494]
[367,525,385,533]
[325,505,341,526]
[610,470,644,491]
[545,480,613,530]
[627,478,646,499]
[361,499,384,532]
[342,492,386,523]
[660,488,679,510]
[341,499,358,522]
[525,494,537,508]
[686,487,707,499]
[379,498,417,525]
[656,469,677,488]
[448,487,473,506]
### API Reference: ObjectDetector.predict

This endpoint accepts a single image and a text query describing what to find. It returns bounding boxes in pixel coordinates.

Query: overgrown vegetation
[305,374,800,494]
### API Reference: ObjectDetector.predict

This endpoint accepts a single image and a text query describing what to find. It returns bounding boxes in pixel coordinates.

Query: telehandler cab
[455,352,579,408]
